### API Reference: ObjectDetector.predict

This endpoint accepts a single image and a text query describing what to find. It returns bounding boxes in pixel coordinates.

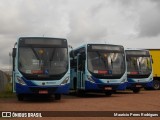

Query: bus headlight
[87,76,95,83]
[149,77,153,81]
[61,76,69,85]
[17,77,26,85]
[121,78,126,83]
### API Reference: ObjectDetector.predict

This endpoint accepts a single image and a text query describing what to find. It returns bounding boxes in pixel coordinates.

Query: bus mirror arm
[151,55,153,64]
[70,50,75,59]
[12,48,17,58]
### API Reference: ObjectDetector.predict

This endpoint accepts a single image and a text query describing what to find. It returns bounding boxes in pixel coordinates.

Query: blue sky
[0,0,160,69]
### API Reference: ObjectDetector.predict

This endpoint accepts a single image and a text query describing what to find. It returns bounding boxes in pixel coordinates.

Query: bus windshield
[19,47,68,80]
[126,51,152,76]
[87,51,125,78]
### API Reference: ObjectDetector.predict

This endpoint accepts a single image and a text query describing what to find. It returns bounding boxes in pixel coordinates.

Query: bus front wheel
[17,94,24,101]
[105,91,112,96]
[76,89,85,96]
[153,80,160,90]
[132,88,140,93]
[55,94,61,100]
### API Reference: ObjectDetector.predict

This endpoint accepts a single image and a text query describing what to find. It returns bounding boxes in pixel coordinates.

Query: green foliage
[0,77,15,98]
[5,82,12,92]
[0,91,15,98]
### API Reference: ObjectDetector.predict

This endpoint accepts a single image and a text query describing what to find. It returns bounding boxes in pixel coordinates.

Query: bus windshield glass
[126,50,152,76]
[87,45,125,78]
[18,38,68,80]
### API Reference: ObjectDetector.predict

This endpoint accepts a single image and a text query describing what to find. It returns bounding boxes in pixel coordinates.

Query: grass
[0,82,15,98]
[0,91,15,98]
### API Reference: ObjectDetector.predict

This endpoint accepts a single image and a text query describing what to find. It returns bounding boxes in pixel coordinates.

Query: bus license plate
[136,85,142,88]
[39,90,48,94]
[105,87,112,90]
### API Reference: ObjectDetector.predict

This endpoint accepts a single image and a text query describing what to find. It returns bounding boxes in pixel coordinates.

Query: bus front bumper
[15,83,70,94]
[85,81,122,91]
[126,82,149,89]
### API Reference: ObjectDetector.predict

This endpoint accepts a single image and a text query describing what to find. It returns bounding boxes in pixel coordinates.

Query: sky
[0,0,160,70]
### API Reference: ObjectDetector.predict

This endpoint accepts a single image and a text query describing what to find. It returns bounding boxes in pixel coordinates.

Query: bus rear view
[12,37,70,101]
[125,49,153,93]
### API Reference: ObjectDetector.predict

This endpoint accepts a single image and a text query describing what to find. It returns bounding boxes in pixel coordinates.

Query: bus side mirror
[12,48,16,58]
[151,55,153,64]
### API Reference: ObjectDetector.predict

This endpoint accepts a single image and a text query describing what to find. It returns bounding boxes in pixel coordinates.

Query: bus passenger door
[77,53,85,90]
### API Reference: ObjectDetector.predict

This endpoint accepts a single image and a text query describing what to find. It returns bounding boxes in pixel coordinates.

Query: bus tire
[17,94,24,101]
[105,91,112,96]
[55,94,61,100]
[76,89,85,96]
[133,88,140,93]
[153,80,160,90]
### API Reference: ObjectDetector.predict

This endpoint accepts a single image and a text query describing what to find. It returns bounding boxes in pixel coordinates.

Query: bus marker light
[17,77,26,85]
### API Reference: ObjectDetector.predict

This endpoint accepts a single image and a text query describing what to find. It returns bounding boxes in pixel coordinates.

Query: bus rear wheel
[55,94,61,100]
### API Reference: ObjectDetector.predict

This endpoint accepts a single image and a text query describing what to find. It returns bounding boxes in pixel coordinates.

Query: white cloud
[0,0,159,69]
[138,1,160,37]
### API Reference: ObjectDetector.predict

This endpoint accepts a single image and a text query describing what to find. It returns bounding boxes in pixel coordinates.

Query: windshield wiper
[50,48,56,61]
[31,47,40,60]
[137,59,142,72]
[111,59,113,68]
[49,48,56,67]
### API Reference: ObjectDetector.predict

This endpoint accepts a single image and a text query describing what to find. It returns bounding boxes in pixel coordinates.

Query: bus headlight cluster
[121,78,126,83]
[17,77,26,85]
[149,77,153,81]
[61,76,69,85]
[87,76,95,83]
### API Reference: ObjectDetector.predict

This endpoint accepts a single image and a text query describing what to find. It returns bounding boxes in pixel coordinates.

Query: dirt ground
[0,90,160,120]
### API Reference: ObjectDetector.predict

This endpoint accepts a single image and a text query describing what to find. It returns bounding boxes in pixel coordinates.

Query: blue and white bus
[125,48,153,93]
[70,44,127,96]
[12,37,70,101]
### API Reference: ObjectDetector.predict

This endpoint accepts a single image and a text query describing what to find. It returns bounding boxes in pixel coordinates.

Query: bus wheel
[105,91,112,96]
[76,90,85,96]
[17,94,24,101]
[153,80,160,90]
[55,94,61,100]
[133,88,140,93]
